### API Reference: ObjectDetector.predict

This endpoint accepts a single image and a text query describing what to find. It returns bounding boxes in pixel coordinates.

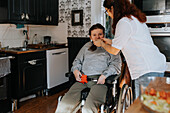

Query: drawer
[13,51,46,64]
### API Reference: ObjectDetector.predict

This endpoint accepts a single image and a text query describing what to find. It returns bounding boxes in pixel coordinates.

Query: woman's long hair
[103,0,146,34]
[88,23,105,51]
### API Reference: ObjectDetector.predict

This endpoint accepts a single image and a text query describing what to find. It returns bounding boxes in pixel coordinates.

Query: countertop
[0,43,67,54]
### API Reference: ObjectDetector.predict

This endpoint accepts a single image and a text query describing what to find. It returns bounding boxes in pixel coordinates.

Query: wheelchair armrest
[65,72,74,77]
[65,72,120,84]
[65,72,75,85]
[105,74,120,84]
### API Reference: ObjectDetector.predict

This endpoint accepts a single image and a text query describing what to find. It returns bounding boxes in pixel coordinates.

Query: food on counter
[141,88,170,113]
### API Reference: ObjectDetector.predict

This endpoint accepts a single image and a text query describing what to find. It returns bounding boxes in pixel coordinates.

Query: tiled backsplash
[0,23,67,48]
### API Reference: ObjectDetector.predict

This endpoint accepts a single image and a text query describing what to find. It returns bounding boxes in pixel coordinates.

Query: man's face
[90,28,104,42]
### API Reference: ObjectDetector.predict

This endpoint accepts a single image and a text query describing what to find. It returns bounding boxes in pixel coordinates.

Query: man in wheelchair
[55,23,121,113]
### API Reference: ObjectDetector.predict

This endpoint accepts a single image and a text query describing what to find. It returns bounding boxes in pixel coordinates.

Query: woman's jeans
[134,72,164,99]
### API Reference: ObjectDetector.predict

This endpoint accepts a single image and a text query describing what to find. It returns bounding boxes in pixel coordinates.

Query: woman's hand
[93,39,103,47]
[102,38,112,45]
[97,75,106,84]
[73,70,82,81]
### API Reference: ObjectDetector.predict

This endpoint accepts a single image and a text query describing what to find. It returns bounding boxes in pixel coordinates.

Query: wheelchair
[56,72,134,113]
[56,38,134,113]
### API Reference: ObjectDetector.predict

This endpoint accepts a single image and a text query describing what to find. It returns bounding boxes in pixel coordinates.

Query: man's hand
[97,75,106,84]
[73,70,82,81]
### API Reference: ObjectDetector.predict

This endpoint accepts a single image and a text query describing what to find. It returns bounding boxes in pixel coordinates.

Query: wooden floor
[14,90,68,113]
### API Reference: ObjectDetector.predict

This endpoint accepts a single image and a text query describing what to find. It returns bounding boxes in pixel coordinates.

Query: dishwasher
[46,48,68,93]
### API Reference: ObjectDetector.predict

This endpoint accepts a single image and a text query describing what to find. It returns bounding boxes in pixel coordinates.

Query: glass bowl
[139,77,170,113]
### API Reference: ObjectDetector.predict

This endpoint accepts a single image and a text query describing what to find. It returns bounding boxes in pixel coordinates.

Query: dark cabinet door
[0,0,8,23]
[24,0,38,23]
[20,59,46,95]
[9,51,47,108]
[9,0,23,22]
[49,0,58,25]
[39,0,48,24]
[39,0,58,25]
[9,0,38,24]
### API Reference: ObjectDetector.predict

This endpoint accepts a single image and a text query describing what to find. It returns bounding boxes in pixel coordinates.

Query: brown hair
[88,23,105,51]
[103,0,146,34]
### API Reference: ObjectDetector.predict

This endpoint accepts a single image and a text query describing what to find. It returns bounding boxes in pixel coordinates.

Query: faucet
[23,39,28,48]
[23,30,29,48]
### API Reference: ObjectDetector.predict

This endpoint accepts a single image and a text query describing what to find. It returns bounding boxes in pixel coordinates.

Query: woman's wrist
[108,39,112,45]
[101,40,105,47]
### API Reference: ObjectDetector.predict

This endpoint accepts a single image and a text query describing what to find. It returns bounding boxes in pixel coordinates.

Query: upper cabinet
[39,0,58,25]
[9,0,38,24]
[0,0,8,23]
[0,0,58,25]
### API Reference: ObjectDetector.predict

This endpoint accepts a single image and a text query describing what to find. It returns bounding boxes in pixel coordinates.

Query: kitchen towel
[0,58,11,78]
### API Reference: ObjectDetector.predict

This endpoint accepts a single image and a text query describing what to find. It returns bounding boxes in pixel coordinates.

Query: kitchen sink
[9,47,39,51]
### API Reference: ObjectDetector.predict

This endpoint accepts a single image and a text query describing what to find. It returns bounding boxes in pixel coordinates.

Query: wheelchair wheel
[116,84,133,113]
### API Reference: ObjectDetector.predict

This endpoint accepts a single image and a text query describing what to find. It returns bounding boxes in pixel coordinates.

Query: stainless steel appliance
[133,0,170,15]
[148,23,170,71]
[46,48,68,94]
[133,0,170,23]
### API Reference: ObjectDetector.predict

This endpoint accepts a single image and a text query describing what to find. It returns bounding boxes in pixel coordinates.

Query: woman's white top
[111,16,167,80]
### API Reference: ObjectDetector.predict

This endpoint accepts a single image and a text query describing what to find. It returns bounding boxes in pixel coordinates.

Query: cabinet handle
[21,13,25,20]
[28,60,37,65]
[46,16,49,21]
[52,51,66,55]
[26,13,29,20]
[50,16,52,21]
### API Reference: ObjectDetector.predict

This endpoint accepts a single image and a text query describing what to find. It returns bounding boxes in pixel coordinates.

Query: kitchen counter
[0,43,67,54]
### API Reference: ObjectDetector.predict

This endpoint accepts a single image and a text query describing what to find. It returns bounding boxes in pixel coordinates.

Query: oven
[0,54,14,112]
[148,23,170,73]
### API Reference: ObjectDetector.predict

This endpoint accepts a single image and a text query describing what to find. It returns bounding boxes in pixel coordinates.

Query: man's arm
[102,52,122,78]
[97,52,122,84]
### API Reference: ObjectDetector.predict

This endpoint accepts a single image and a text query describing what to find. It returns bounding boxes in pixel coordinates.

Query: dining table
[125,77,170,113]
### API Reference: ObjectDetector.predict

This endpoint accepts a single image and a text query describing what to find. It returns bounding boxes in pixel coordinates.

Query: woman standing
[94,0,167,98]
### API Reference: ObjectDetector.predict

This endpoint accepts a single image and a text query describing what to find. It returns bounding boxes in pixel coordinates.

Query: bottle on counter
[32,34,38,44]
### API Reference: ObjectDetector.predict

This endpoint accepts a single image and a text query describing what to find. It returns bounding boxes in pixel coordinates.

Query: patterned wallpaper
[59,0,91,37]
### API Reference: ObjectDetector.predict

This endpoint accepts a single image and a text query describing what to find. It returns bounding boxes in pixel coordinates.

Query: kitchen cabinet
[0,0,8,23]
[9,0,38,24]
[39,0,58,25]
[0,0,58,25]
[8,51,47,108]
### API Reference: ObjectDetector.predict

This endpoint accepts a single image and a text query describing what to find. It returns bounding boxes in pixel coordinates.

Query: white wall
[91,0,105,26]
